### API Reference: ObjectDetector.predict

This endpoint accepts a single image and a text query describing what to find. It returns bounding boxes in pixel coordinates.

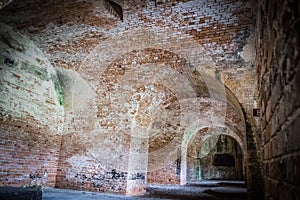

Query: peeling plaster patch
[240,34,255,64]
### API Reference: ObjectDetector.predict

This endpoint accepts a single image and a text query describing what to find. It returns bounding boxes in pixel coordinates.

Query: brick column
[126,136,148,195]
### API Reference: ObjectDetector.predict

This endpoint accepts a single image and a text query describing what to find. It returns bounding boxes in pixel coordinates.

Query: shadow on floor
[141,180,247,200]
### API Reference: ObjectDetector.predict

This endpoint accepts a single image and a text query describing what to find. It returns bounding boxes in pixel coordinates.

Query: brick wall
[0,23,64,187]
[0,0,263,196]
[255,0,300,199]
[54,130,128,194]
[0,121,61,187]
[147,161,180,185]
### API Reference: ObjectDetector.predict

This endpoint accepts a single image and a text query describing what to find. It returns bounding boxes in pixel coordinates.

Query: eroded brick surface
[255,0,300,199]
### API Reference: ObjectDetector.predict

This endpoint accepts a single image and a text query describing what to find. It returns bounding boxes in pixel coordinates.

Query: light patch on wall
[0,23,64,133]
[240,34,255,64]
[66,155,97,179]
[55,67,94,112]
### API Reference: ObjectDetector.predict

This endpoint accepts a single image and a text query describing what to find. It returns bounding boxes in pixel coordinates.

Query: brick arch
[180,118,245,184]
[188,127,245,158]
[95,47,244,121]
[186,128,245,181]
[99,48,209,98]
[76,46,245,172]
[76,30,248,192]
[96,48,243,139]
[196,133,244,180]
[79,27,246,130]
[179,87,246,184]
[200,130,244,153]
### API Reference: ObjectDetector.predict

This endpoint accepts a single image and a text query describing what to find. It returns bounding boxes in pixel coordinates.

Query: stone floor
[42,180,247,200]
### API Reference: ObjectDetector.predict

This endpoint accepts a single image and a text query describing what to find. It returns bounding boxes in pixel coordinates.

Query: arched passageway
[184,127,246,183]
[195,134,244,180]
[3,0,299,199]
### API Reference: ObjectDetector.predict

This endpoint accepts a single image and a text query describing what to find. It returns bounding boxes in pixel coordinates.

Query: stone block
[287,116,300,153]
[286,153,300,187]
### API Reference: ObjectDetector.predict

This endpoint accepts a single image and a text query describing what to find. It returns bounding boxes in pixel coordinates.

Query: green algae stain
[21,61,49,81]
[53,76,64,106]
[0,55,4,65]
[20,60,65,107]
[214,68,221,81]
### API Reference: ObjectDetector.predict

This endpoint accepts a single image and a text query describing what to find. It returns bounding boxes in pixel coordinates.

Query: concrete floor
[42,180,247,200]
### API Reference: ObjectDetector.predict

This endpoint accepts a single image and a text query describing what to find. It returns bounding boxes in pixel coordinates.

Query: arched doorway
[198,135,244,180]
[186,127,245,182]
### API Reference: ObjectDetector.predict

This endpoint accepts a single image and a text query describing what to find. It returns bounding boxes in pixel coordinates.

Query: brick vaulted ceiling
[0,0,254,168]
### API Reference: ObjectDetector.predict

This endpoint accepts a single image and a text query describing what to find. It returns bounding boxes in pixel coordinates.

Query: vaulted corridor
[0,0,299,200]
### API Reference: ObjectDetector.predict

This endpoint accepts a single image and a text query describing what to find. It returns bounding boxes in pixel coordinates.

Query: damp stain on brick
[214,68,221,81]
[52,76,64,106]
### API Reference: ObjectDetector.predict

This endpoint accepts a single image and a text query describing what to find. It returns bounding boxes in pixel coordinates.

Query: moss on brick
[52,75,64,106]
[20,61,49,81]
